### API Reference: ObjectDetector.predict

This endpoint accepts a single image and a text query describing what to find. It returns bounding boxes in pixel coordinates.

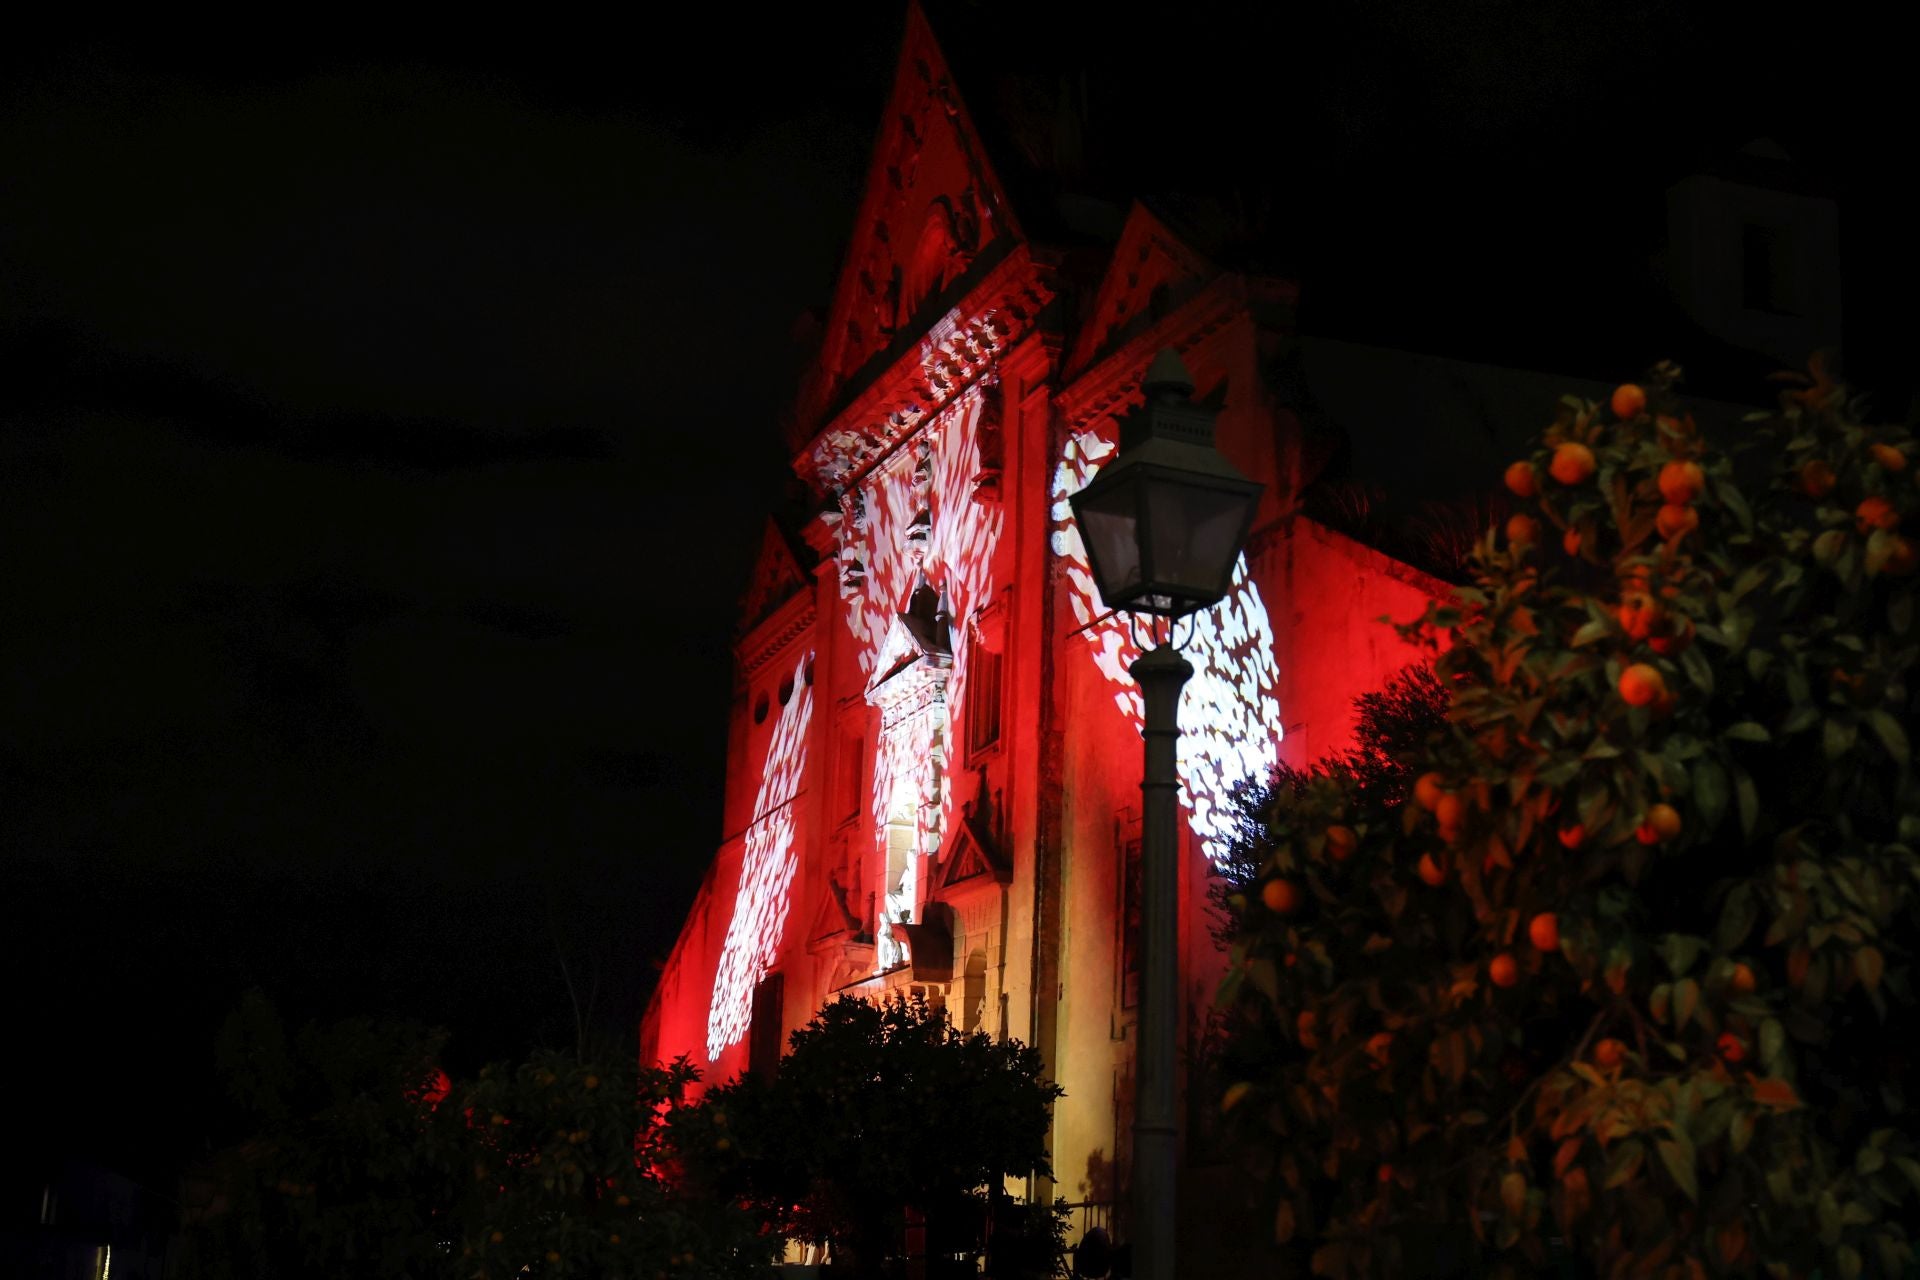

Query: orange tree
[447,1050,775,1280]
[1214,359,1920,1277]
[680,995,1065,1279]
[181,994,776,1279]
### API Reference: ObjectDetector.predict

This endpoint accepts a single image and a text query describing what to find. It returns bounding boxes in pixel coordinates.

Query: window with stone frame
[835,716,864,828]
[965,643,1004,760]
[965,602,1006,762]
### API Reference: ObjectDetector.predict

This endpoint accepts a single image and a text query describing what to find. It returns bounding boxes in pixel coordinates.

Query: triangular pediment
[738,520,809,635]
[1065,202,1218,379]
[936,806,1010,893]
[797,2,1024,434]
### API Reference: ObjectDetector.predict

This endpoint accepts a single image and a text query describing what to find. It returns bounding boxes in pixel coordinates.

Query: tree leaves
[1674,978,1700,1030]
[1501,1170,1527,1220]
[1656,1136,1697,1202]
[1603,1141,1644,1189]
[1865,709,1910,770]
[1747,1076,1802,1110]
[1717,883,1759,950]
[1209,372,1920,1280]
[1856,945,1885,992]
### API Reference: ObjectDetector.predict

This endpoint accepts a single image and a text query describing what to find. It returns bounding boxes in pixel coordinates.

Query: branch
[1436,1009,1607,1181]
[548,901,585,1062]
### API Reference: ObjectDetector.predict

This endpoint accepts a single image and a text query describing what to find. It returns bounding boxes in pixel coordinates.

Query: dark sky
[3,4,1910,1181]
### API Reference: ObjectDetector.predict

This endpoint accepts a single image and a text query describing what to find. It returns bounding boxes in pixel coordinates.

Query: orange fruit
[609,1234,621,1245]
[1296,1010,1318,1046]
[1220,1080,1254,1113]
[1365,1031,1394,1063]
[1656,502,1699,540]
[1593,1038,1626,1069]
[1643,802,1682,842]
[1325,824,1358,861]
[1504,460,1539,497]
[1413,772,1447,812]
[1618,663,1666,707]
[1488,953,1519,988]
[1884,535,1919,576]
[584,1075,599,1090]
[1611,383,1647,419]
[615,1194,631,1207]
[1729,963,1757,995]
[491,1231,505,1244]
[1658,460,1705,504]
[1857,495,1900,533]
[1557,824,1586,850]
[1550,442,1597,485]
[1563,527,1583,556]
[1261,878,1302,915]
[1434,792,1467,834]
[1505,513,1539,546]
[1617,591,1660,641]
[1716,1033,1746,1064]
[1798,458,1837,499]
[1377,1163,1395,1184]
[1416,852,1446,887]
[1872,442,1908,472]
[1647,617,1694,657]
[547,1251,562,1264]
[1528,912,1560,952]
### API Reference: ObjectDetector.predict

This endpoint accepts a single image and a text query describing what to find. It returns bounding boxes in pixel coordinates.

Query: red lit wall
[639,0,1441,1228]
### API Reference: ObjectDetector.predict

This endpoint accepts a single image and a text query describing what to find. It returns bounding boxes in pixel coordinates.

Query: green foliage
[691,994,1064,1278]
[180,992,463,1279]
[450,1051,773,1279]
[180,994,777,1279]
[1213,361,1920,1278]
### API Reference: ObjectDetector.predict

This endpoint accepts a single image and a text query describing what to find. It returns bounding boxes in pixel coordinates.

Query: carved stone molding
[795,247,1057,495]
[734,590,816,681]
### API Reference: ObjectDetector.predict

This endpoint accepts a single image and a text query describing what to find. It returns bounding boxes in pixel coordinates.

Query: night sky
[4,4,1910,1183]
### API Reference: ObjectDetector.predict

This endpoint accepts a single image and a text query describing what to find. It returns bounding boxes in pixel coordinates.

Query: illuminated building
[639,2,1444,1257]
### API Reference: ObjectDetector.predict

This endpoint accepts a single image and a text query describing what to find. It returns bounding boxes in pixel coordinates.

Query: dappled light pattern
[706,653,814,1059]
[838,384,1002,965]
[1050,423,1281,862]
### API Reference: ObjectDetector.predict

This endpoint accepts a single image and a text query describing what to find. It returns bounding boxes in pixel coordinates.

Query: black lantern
[1068,349,1264,618]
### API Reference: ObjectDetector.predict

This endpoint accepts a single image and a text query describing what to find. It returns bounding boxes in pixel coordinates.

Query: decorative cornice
[734,589,816,679]
[794,246,1057,495]
[865,655,950,731]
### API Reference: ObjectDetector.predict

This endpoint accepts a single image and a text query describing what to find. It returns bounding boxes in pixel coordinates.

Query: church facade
[640,3,1443,1244]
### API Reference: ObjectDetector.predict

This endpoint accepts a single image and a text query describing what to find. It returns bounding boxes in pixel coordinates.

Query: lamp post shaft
[1130,641,1193,1280]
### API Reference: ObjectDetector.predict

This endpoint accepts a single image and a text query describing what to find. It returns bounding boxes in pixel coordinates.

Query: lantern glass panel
[1144,477,1257,605]
[1075,483,1144,605]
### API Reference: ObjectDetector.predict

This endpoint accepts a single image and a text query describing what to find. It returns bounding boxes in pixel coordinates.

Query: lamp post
[1068,349,1262,1280]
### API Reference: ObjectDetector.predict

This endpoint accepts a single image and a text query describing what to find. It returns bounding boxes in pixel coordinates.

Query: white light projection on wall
[706,653,815,1059]
[838,384,1002,968]
[1050,421,1282,863]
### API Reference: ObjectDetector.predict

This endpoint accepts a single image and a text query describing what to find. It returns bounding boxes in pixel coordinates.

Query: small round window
[753,691,770,724]
[779,674,796,706]
[803,658,816,687]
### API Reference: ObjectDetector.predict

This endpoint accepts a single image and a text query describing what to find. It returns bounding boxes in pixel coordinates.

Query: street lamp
[1068,348,1262,1280]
